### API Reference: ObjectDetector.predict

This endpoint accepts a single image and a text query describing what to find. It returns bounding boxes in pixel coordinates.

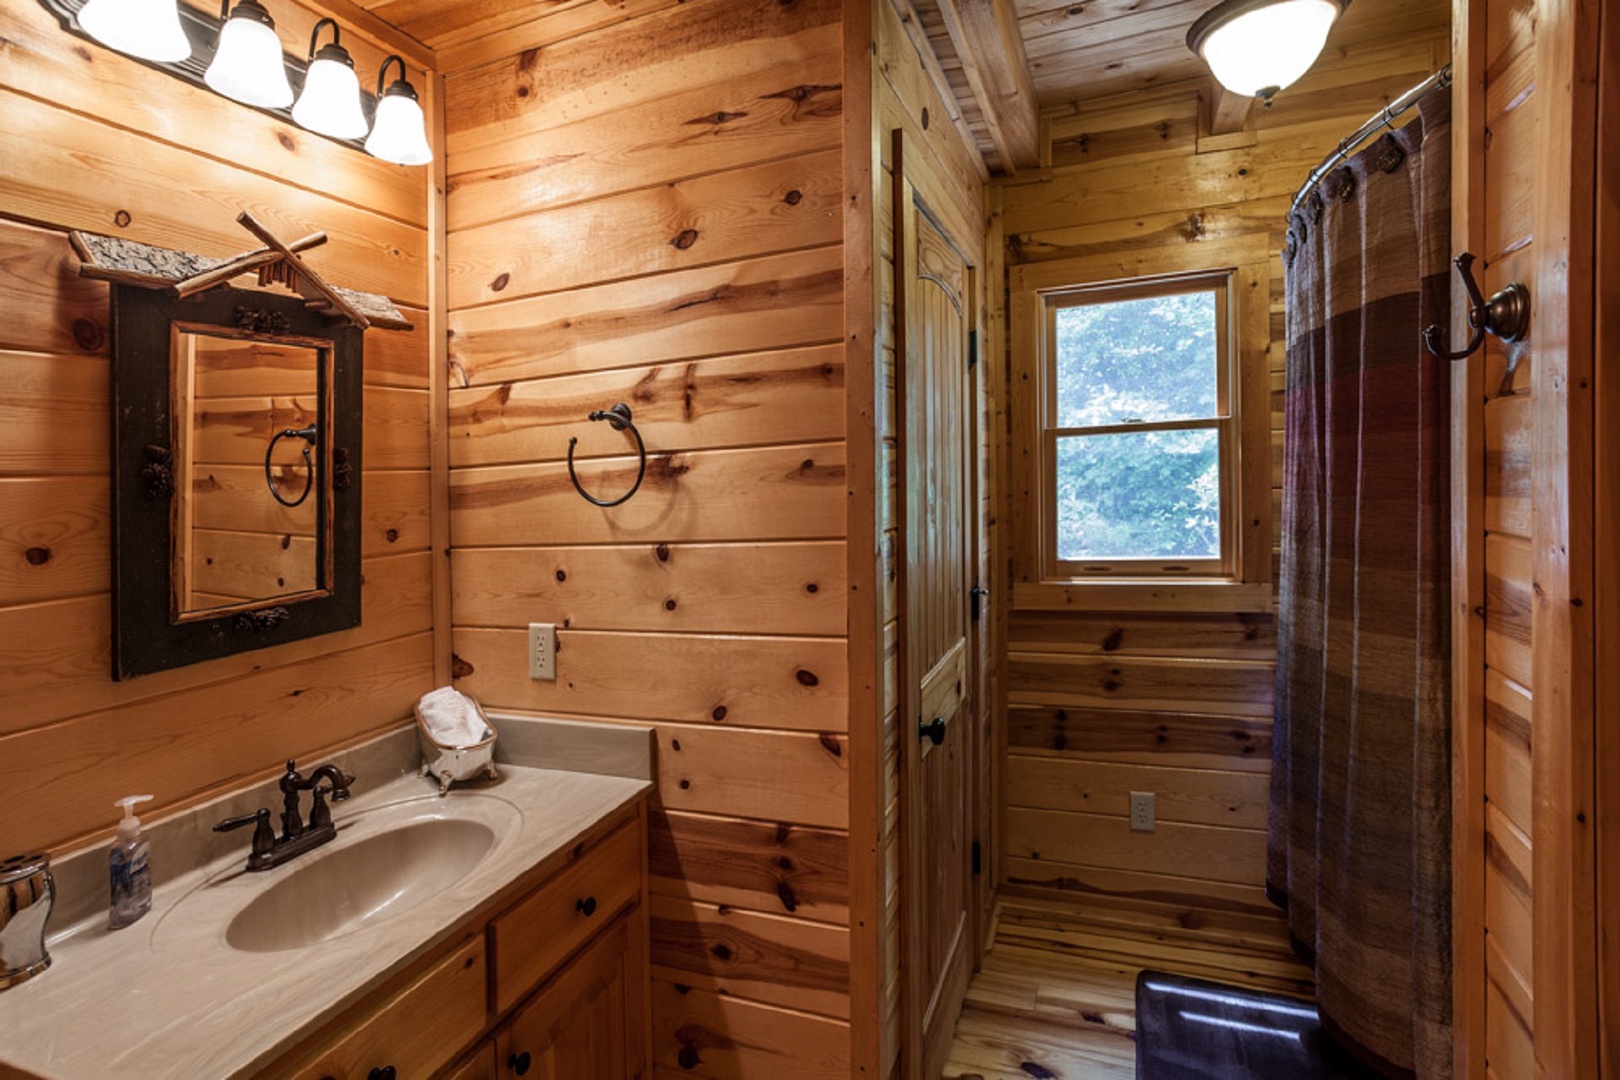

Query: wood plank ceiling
[346,0,1449,176]
[912,0,1453,173]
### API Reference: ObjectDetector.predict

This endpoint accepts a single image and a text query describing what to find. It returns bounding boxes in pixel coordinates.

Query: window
[1038,272,1237,579]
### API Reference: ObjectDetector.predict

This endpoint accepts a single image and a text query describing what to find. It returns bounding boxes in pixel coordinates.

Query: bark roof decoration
[69,210,412,331]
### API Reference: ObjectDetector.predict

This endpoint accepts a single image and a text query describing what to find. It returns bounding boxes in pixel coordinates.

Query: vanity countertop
[0,756,650,1080]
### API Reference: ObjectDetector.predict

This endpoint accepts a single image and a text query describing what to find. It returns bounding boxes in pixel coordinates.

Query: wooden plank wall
[991,4,1450,947]
[0,0,435,859]
[1471,0,1539,1069]
[874,0,990,1073]
[438,1,857,1075]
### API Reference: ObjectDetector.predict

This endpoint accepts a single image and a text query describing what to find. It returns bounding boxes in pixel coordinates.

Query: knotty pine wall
[0,0,435,859]
[991,2,1450,951]
[439,0,859,1074]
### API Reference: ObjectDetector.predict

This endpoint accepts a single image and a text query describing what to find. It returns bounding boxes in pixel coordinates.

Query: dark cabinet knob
[367,1068,396,1080]
[508,1050,532,1075]
[919,716,947,746]
[576,895,597,917]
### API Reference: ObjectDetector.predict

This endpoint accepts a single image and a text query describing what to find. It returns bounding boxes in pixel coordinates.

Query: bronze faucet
[215,759,355,872]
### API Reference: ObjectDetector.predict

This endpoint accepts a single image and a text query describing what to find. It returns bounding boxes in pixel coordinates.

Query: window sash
[1037,272,1238,580]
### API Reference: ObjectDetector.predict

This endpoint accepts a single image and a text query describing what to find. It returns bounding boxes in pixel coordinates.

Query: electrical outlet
[528,623,556,680]
[1129,791,1156,832]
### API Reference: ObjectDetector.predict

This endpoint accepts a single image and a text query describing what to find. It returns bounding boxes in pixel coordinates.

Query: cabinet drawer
[491,821,641,1013]
[290,935,487,1080]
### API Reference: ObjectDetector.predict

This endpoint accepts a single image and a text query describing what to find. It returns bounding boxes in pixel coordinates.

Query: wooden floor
[942,901,1317,1079]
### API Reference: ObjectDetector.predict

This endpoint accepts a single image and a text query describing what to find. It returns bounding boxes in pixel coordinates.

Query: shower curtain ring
[567,403,646,508]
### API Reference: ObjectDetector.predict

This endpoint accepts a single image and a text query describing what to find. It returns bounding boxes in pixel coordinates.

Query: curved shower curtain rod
[1289,64,1454,217]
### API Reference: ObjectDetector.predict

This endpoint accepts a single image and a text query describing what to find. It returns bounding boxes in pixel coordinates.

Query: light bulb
[78,0,191,62]
[292,29,367,139]
[365,58,431,166]
[204,0,292,108]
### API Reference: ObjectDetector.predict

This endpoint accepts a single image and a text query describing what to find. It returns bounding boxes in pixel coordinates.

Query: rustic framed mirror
[111,283,363,679]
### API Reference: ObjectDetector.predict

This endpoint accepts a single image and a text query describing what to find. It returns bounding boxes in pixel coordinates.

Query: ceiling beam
[1209,85,1254,135]
[932,0,1041,172]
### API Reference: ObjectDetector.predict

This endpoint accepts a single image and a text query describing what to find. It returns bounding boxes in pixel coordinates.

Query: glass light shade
[204,13,293,108]
[365,91,431,165]
[1193,0,1341,100]
[78,0,191,62]
[293,54,368,139]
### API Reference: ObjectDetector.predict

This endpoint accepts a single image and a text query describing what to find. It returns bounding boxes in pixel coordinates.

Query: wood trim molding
[1449,0,1488,1074]
[1529,0,1603,1076]
[844,0,884,1073]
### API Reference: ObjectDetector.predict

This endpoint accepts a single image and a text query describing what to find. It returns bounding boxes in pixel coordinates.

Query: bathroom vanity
[0,721,653,1080]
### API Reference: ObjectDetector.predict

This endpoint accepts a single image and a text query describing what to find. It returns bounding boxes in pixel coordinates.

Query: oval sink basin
[225,817,495,953]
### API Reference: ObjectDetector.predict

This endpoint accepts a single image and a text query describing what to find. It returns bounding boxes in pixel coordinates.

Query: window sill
[1012,580,1275,614]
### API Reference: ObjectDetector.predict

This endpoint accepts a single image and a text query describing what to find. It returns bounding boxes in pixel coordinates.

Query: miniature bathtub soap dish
[415,687,499,796]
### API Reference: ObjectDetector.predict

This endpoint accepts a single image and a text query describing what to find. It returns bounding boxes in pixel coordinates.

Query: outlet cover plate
[528,623,556,680]
[1129,791,1156,832]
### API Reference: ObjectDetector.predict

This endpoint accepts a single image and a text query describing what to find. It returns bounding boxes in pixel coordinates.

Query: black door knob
[576,895,598,917]
[919,716,946,746]
[508,1050,532,1075]
[367,1068,396,1080]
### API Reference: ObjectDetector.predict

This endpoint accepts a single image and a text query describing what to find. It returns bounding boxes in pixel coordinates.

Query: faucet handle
[214,808,275,857]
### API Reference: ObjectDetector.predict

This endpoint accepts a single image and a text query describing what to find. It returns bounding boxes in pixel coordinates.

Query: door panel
[896,131,976,1079]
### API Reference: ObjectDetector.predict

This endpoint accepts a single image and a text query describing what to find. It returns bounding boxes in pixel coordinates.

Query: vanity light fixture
[1187,0,1349,102]
[77,0,190,62]
[364,55,432,166]
[292,19,368,140]
[204,0,293,109]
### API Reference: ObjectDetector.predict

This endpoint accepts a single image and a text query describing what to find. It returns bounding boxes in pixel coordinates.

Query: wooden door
[896,141,976,1079]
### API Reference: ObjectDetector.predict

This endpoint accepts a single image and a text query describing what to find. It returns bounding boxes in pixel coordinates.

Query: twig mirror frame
[110,284,363,679]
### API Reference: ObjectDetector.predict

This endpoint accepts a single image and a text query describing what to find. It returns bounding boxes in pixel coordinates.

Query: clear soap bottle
[109,794,153,929]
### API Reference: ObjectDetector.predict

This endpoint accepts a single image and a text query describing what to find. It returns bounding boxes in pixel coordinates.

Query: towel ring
[567,403,646,507]
[265,423,317,508]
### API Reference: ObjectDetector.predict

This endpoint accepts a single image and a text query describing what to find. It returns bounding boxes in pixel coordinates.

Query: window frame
[1035,269,1242,583]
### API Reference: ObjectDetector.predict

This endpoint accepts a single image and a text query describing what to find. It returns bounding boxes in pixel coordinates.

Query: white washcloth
[417,687,490,748]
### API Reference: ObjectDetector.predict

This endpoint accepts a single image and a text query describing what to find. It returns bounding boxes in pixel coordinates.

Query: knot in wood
[24,546,51,566]
[671,228,700,250]
[71,318,104,352]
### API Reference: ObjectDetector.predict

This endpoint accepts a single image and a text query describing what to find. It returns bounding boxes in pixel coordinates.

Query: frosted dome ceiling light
[78,0,192,62]
[365,55,432,166]
[204,0,293,109]
[292,19,368,139]
[1187,0,1349,102]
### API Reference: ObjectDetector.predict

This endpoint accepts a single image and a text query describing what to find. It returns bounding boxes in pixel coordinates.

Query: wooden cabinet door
[495,915,639,1080]
[895,136,976,1080]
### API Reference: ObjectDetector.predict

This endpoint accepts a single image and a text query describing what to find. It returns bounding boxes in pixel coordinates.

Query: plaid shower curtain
[1270,92,1453,1080]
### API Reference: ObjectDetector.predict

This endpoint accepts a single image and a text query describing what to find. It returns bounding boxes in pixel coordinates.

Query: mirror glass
[171,327,331,617]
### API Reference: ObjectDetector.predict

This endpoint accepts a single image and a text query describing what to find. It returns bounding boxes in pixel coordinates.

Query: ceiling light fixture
[1187,0,1349,102]
[364,55,432,166]
[292,19,368,139]
[204,0,293,109]
[77,0,191,62]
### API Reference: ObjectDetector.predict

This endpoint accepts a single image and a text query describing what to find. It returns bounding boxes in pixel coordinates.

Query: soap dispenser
[109,795,153,929]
